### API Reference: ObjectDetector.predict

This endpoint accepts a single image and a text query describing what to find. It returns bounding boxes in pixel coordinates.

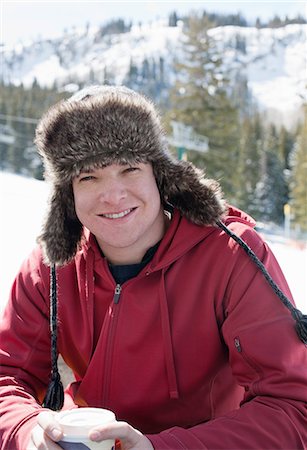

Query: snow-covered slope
[210,24,307,116]
[0,172,50,312]
[2,21,306,120]
[0,171,306,313]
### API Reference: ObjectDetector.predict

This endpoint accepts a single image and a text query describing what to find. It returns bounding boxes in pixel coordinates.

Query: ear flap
[155,159,226,225]
[37,184,83,266]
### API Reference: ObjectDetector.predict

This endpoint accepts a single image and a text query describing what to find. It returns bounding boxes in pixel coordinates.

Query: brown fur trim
[37,184,82,266]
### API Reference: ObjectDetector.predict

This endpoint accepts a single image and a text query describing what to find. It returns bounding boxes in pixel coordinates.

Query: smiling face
[72,163,167,264]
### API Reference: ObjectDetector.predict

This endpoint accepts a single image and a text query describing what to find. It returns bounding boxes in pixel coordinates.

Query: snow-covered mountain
[1,20,307,124]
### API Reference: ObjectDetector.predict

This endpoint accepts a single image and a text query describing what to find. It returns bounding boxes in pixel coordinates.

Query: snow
[0,171,306,314]
[2,22,306,118]
[21,55,68,87]
[0,172,50,313]
[210,24,307,114]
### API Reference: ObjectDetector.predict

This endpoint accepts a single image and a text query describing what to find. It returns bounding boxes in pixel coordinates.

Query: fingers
[31,411,154,450]
[28,411,63,449]
[28,422,62,450]
[37,411,63,441]
[89,421,154,450]
[90,421,132,441]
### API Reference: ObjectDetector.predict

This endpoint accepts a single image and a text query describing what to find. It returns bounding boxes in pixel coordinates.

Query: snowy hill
[2,21,306,124]
[0,171,306,313]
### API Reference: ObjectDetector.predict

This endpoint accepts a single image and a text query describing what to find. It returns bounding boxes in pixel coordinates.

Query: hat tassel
[43,264,64,410]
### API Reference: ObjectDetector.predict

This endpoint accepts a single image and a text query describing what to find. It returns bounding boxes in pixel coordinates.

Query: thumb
[37,410,63,441]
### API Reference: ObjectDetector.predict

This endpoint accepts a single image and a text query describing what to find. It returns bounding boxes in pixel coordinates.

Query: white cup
[56,407,116,450]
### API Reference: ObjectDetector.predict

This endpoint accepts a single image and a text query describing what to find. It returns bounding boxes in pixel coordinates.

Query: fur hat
[35,85,226,266]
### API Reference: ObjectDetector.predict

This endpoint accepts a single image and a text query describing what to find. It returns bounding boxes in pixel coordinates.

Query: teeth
[102,209,132,219]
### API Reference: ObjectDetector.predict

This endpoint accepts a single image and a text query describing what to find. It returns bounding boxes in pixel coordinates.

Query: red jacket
[0,207,306,449]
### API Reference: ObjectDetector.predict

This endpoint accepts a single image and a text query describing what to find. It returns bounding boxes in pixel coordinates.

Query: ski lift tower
[168,121,209,161]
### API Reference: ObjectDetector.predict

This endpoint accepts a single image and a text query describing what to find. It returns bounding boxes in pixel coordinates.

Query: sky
[1,0,307,47]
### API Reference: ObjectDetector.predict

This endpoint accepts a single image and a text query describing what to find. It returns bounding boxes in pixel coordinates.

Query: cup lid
[56,407,116,439]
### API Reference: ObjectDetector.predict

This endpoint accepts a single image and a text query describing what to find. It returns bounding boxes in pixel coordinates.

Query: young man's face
[72,163,166,264]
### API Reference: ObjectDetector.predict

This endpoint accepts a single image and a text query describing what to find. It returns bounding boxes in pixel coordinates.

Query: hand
[89,420,154,450]
[27,411,63,450]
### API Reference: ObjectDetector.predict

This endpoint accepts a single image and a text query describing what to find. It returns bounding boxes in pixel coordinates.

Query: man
[0,85,306,450]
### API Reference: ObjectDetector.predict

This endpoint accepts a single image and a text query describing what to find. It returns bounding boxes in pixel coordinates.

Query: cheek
[149,182,162,206]
[73,190,90,219]
[139,175,160,200]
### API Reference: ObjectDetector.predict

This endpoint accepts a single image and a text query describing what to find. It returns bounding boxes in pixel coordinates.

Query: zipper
[234,336,262,378]
[102,284,122,404]
[113,284,122,304]
[234,337,242,353]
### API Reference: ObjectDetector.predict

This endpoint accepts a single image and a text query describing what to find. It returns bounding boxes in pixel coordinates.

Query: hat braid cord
[42,264,64,410]
[217,220,307,345]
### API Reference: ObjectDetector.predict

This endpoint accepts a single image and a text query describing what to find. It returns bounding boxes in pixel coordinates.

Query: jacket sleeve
[148,229,307,449]
[0,248,52,449]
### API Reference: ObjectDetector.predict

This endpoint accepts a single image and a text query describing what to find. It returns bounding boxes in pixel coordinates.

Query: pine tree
[278,125,295,170]
[235,112,263,214]
[168,11,178,27]
[0,82,67,178]
[159,57,165,84]
[252,150,288,224]
[125,58,139,87]
[168,14,240,201]
[251,124,288,224]
[289,106,307,233]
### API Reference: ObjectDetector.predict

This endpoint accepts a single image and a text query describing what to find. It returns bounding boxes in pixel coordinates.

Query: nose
[98,178,127,205]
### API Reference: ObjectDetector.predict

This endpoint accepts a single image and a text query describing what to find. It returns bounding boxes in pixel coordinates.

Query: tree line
[89,10,306,32]
[143,10,305,29]
[0,15,306,234]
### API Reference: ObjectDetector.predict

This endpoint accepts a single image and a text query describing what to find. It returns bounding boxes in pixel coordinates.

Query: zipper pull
[234,337,242,353]
[113,284,122,304]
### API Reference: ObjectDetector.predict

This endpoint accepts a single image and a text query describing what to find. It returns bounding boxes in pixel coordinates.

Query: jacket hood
[152,206,255,269]
[223,205,256,228]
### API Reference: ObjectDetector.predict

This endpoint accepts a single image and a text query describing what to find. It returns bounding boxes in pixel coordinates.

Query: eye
[79,175,96,182]
[123,166,139,174]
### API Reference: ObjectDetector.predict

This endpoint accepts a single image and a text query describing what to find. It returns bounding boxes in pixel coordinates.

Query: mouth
[99,208,136,219]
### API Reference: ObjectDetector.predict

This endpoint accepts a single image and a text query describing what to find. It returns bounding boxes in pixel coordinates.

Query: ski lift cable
[0,113,39,124]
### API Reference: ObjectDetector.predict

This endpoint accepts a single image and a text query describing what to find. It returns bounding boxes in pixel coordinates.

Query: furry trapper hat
[35,85,226,266]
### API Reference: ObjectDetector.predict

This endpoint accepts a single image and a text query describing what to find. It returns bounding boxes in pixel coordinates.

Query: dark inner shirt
[108,241,160,285]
